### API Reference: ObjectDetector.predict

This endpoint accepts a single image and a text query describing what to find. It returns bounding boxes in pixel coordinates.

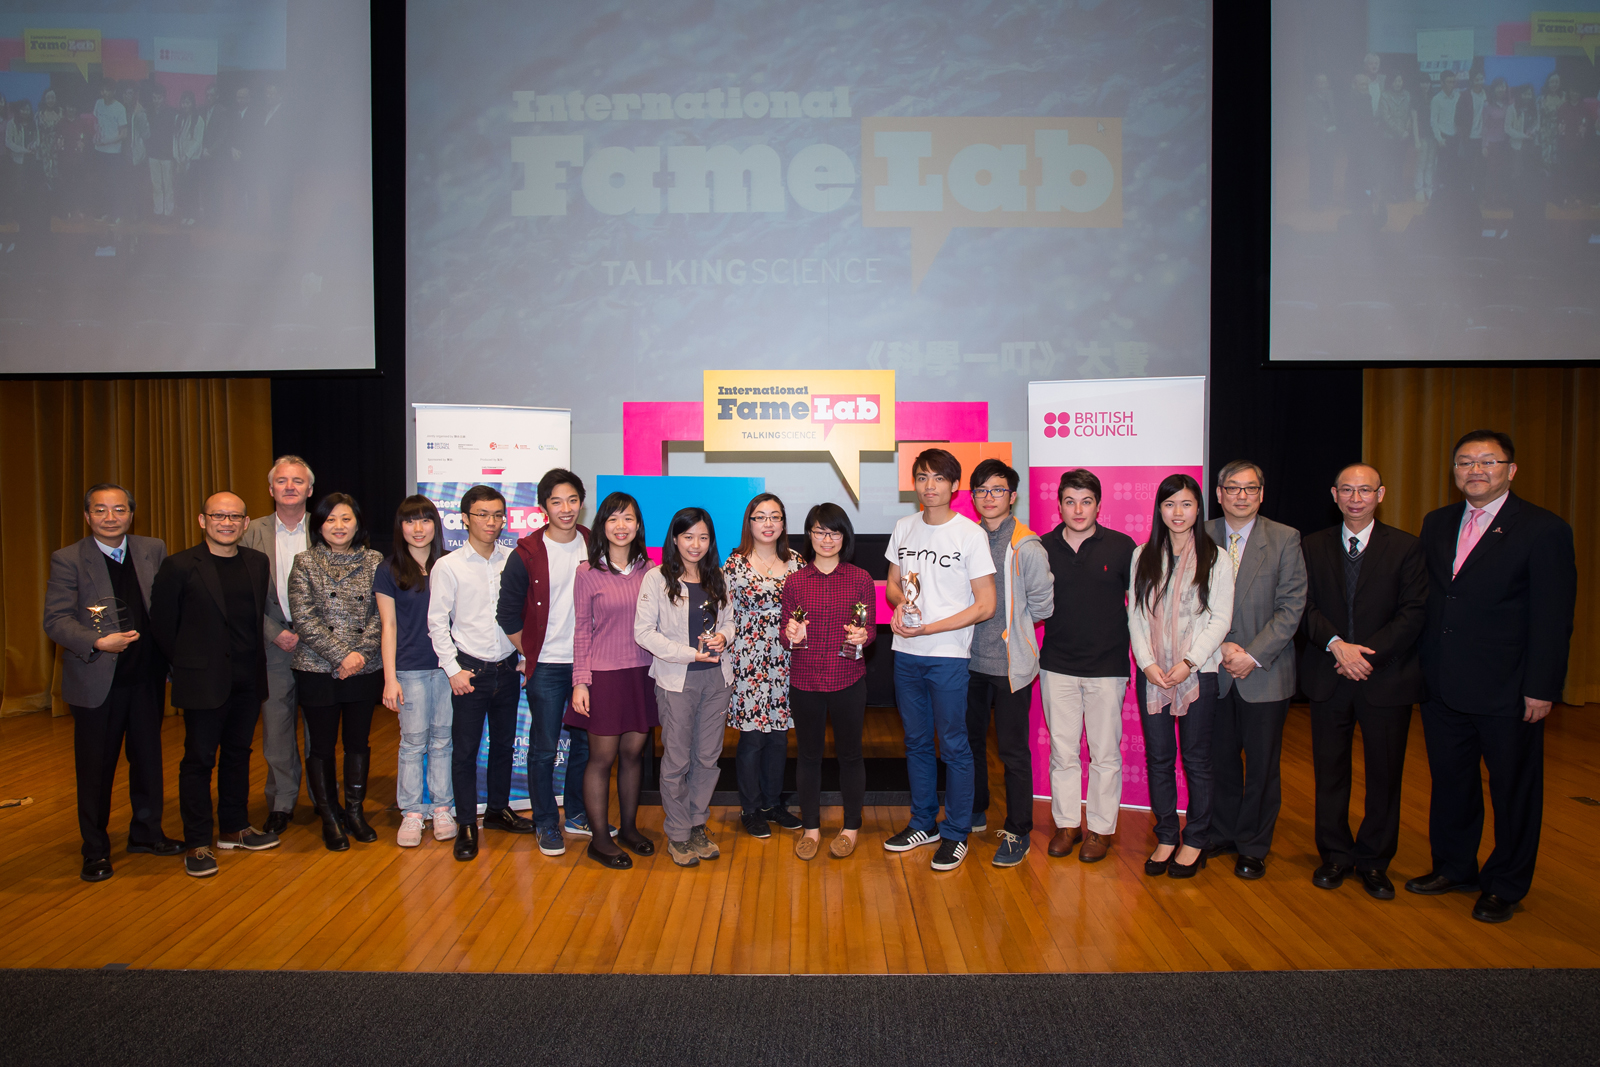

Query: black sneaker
[930,838,968,871]
[765,806,802,831]
[740,811,771,838]
[185,846,218,878]
[883,825,940,852]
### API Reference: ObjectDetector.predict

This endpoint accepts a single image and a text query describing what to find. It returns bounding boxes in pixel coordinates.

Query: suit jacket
[238,513,295,663]
[42,534,168,707]
[1419,492,1577,714]
[148,542,271,710]
[1206,514,1308,702]
[1300,522,1428,707]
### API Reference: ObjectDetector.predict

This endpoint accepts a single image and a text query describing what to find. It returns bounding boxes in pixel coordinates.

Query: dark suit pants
[1421,699,1544,902]
[1211,687,1290,859]
[450,660,521,827]
[72,682,167,859]
[1138,672,1217,849]
[1310,680,1411,871]
[179,686,260,847]
[966,671,1035,836]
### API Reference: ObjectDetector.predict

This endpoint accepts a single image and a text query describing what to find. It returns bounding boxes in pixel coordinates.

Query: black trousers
[303,700,376,761]
[1138,672,1217,849]
[1421,699,1545,902]
[450,656,521,827]
[1210,686,1290,859]
[735,728,788,814]
[965,670,1035,836]
[791,681,865,831]
[71,682,167,859]
[179,686,260,847]
[1310,680,1412,871]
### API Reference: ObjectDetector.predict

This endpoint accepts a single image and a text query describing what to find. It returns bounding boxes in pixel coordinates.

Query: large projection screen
[0,0,374,374]
[408,0,1213,532]
[1271,0,1600,362]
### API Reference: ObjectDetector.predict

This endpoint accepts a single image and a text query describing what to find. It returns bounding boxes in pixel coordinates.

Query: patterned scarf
[1146,536,1201,718]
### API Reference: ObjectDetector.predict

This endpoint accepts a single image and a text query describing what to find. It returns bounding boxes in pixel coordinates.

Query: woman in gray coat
[288,493,384,850]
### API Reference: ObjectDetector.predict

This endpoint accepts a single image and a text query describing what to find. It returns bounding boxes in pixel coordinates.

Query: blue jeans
[1138,671,1217,849]
[527,661,588,831]
[894,653,973,841]
[395,668,453,817]
[735,728,788,814]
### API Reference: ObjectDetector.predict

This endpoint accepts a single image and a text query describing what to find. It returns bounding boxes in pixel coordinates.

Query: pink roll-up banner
[1026,376,1207,811]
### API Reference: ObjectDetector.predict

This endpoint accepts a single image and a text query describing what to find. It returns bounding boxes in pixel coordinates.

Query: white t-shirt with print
[538,532,587,663]
[885,510,996,659]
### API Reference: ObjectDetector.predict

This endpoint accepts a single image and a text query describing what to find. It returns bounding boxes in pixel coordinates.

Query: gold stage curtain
[1365,367,1599,706]
[0,379,273,717]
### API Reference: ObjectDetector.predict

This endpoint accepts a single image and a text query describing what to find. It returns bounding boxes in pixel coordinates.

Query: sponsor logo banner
[154,37,218,76]
[1028,375,1205,468]
[1532,12,1600,62]
[23,28,101,80]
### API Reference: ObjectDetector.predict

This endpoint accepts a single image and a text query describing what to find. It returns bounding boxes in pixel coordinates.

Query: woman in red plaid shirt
[781,504,876,860]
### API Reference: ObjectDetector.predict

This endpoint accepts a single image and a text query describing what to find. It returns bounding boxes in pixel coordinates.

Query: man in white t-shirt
[497,469,594,858]
[883,448,997,871]
[91,81,127,222]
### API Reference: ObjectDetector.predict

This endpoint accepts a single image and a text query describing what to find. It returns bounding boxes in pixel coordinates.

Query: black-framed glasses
[1220,485,1262,498]
[467,510,506,521]
[809,529,844,542]
[205,512,247,522]
[970,486,1012,499]
[1453,460,1508,471]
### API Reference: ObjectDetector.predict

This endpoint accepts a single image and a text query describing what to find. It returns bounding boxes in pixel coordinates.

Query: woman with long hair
[1377,71,1411,203]
[1481,77,1511,208]
[174,89,204,226]
[5,98,39,251]
[1127,474,1234,879]
[724,493,803,838]
[567,492,657,868]
[781,504,875,860]
[288,493,385,851]
[376,495,454,848]
[634,507,734,868]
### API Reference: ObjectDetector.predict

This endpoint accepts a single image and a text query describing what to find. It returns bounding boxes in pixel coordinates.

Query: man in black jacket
[1301,463,1427,900]
[1405,431,1577,923]
[149,491,281,877]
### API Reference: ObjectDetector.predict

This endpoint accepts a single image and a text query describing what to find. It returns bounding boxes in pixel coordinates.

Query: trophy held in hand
[790,605,809,649]
[86,597,129,637]
[839,601,869,660]
[900,572,923,629]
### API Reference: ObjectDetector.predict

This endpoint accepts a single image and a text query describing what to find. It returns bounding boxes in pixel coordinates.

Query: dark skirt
[565,665,659,736]
[293,668,383,708]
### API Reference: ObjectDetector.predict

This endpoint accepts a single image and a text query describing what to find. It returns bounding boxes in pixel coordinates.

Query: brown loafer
[1079,830,1111,863]
[1047,826,1083,858]
[794,835,820,861]
[828,832,857,859]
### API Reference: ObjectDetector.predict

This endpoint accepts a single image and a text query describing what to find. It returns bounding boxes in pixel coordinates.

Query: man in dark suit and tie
[149,491,281,877]
[1405,430,1577,923]
[1301,463,1428,900]
[43,484,181,882]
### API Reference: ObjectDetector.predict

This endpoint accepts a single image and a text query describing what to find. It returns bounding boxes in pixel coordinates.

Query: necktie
[1228,533,1241,576]
[1347,536,1360,559]
[111,546,125,564]
[1452,507,1486,577]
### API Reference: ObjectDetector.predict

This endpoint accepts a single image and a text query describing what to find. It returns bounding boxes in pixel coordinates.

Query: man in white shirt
[1364,53,1382,117]
[883,449,997,872]
[429,485,531,860]
[239,455,314,834]
[91,81,127,222]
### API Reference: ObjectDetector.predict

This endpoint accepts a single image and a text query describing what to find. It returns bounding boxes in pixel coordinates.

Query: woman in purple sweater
[567,492,657,867]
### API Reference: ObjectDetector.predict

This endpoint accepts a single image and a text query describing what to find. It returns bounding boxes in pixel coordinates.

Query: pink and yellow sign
[23,27,101,80]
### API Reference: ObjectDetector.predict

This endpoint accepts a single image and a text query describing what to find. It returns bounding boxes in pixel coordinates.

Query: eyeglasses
[467,510,506,521]
[750,513,784,524]
[1336,486,1379,498]
[809,530,844,542]
[970,487,1013,500]
[1220,485,1262,498]
[205,512,246,522]
[1453,460,1509,471]
[88,506,130,517]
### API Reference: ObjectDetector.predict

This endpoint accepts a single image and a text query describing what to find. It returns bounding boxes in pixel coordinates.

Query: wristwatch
[1182,658,1197,670]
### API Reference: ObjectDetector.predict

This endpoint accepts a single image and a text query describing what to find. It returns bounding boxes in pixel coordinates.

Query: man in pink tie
[1407,430,1577,924]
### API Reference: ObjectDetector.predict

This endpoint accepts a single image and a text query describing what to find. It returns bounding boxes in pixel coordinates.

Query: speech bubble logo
[24,28,102,81]
[1531,14,1600,63]
[703,370,896,500]
[861,117,1121,290]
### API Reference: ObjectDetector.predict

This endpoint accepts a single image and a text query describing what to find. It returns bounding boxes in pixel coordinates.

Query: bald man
[149,492,281,877]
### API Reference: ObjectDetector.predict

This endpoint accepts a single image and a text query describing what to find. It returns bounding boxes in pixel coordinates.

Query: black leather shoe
[1472,893,1516,923]
[262,811,292,835]
[1358,868,1396,900]
[81,857,112,882]
[127,836,185,857]
[1144,844,1176,876]
[1405,871,1474,896]
[1312,862,1351,890]
[1235,855,1266,880]
[587,842,633,869]
[482,807,534,834]
[453,822,479,861]
[1168,848,1208,879]
[1206,841,1239,860]
[618,831,655,857]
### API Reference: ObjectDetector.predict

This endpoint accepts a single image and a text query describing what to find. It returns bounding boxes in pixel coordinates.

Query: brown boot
[1047,826,1083,858]
[1079,830,1112,863]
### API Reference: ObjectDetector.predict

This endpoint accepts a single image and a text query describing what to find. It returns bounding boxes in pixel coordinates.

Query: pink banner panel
[622,402,703,476]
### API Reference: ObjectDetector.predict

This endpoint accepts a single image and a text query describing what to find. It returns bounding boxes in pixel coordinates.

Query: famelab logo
[1041,410,1136,439]
[23,28,102,79]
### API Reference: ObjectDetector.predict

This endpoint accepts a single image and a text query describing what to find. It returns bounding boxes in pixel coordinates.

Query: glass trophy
[790,605,809,649]
[900,572,923,628]
[839,601,869,660]
[85,596,129,636]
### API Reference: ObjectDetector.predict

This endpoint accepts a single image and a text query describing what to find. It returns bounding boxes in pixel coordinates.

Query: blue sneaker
[563,813,619,838]
[537,824,565,856]
[992,829,1029,868]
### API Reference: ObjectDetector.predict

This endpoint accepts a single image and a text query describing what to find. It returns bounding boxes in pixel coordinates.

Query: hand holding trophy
[86,596,139,653]
[697,622,721,661]
[789,605,809,649]
[839,601,869,660]
[900,572,923,629]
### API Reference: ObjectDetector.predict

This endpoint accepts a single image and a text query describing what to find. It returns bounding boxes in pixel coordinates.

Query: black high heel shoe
[1167,845,1208,879]
[587,842,633,869]
[1145,843,1176,877]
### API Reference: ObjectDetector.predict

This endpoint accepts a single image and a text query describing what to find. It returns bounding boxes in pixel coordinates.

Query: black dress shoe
[618,831,655,857]
[81,857,112,883]
[587,842,633,870]
[1358,868,1396,900]
[1235,855,1266,880]
[1404,871,1474,896]
[1144,844,1176,876]
[453,823,479,861]
[1168,849,1208,879]
[1206,841,1239,860]
[1472,893,1516,923]
[127,836,185,857]
[482,807,534,834]
[1312,862,1351,890]
[262,811,292,835]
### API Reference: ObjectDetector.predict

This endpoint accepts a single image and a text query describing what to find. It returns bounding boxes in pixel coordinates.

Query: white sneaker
[431,806,459,841]
[397,813,424,848]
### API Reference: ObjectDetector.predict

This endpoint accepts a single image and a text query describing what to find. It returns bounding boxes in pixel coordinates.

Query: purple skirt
[565,665,660,736]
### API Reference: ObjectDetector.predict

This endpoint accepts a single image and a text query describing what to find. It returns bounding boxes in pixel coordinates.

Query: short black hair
[1057,468,1102,504]
[969,459,1019,494]
[309,492,369,549]
[801,503,855,563]
[537,468,586,510]
[83,483,134,514]
[911,447,961,486]
[1452,429,1515,463]
[460,484,506,513]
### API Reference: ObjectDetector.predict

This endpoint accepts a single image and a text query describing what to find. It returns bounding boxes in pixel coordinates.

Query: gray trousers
[656,669,732,843]
[260,646,304,813]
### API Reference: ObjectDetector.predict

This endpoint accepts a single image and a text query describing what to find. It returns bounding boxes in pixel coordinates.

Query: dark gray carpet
[1,968,1595,1066]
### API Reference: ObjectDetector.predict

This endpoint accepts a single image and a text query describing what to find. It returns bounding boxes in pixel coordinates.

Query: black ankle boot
[305,757,349,852]
[342,752,379,843]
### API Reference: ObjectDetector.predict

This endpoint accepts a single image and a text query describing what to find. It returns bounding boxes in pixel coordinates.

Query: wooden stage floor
[1,703,1597,974]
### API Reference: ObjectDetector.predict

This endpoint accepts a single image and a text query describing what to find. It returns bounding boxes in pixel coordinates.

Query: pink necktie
[1452,507,1486,577]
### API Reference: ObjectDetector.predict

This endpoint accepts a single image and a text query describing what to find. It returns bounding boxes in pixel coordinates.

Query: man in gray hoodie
[964,459,1055,867]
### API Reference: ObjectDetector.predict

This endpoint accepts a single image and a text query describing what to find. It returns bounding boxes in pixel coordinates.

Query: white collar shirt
[1458,488,1509,538]
[1340,522,1374,557]
[94,535,128,562]
[275,514,308,623]
[427,542,514,677]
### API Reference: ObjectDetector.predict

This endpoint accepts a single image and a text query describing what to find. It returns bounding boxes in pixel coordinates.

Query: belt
[456,650,519,672]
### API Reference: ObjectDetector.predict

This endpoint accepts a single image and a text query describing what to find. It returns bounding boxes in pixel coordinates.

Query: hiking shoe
[431,807,458,841]
[930,838,968,871]
[397,813,425,848]
[216,826,279,851]
[741,810,771,838]
[667,838,700,867]
[765,806,802,831]
[993,830,1029,867]
[185,846,218,877]
[688,824,720,860]
[883,825,940,852]
[537,824,566,856]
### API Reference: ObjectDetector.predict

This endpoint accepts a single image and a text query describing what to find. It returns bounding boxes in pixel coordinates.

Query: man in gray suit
[1206,460,1308,879]
[238,454,315,834]
[43,483,182,882]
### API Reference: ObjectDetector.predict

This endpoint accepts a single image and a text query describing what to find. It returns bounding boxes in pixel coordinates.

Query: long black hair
[1131,474,1217,615]
[586,491,647,574]
[309,492,370,551]
[801,503,855,563]
[660,506,726,612]
[388,495,444,592]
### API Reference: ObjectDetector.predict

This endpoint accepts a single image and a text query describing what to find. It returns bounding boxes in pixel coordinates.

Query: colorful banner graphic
[22,27,101,80]
[1532,12,1600,62]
